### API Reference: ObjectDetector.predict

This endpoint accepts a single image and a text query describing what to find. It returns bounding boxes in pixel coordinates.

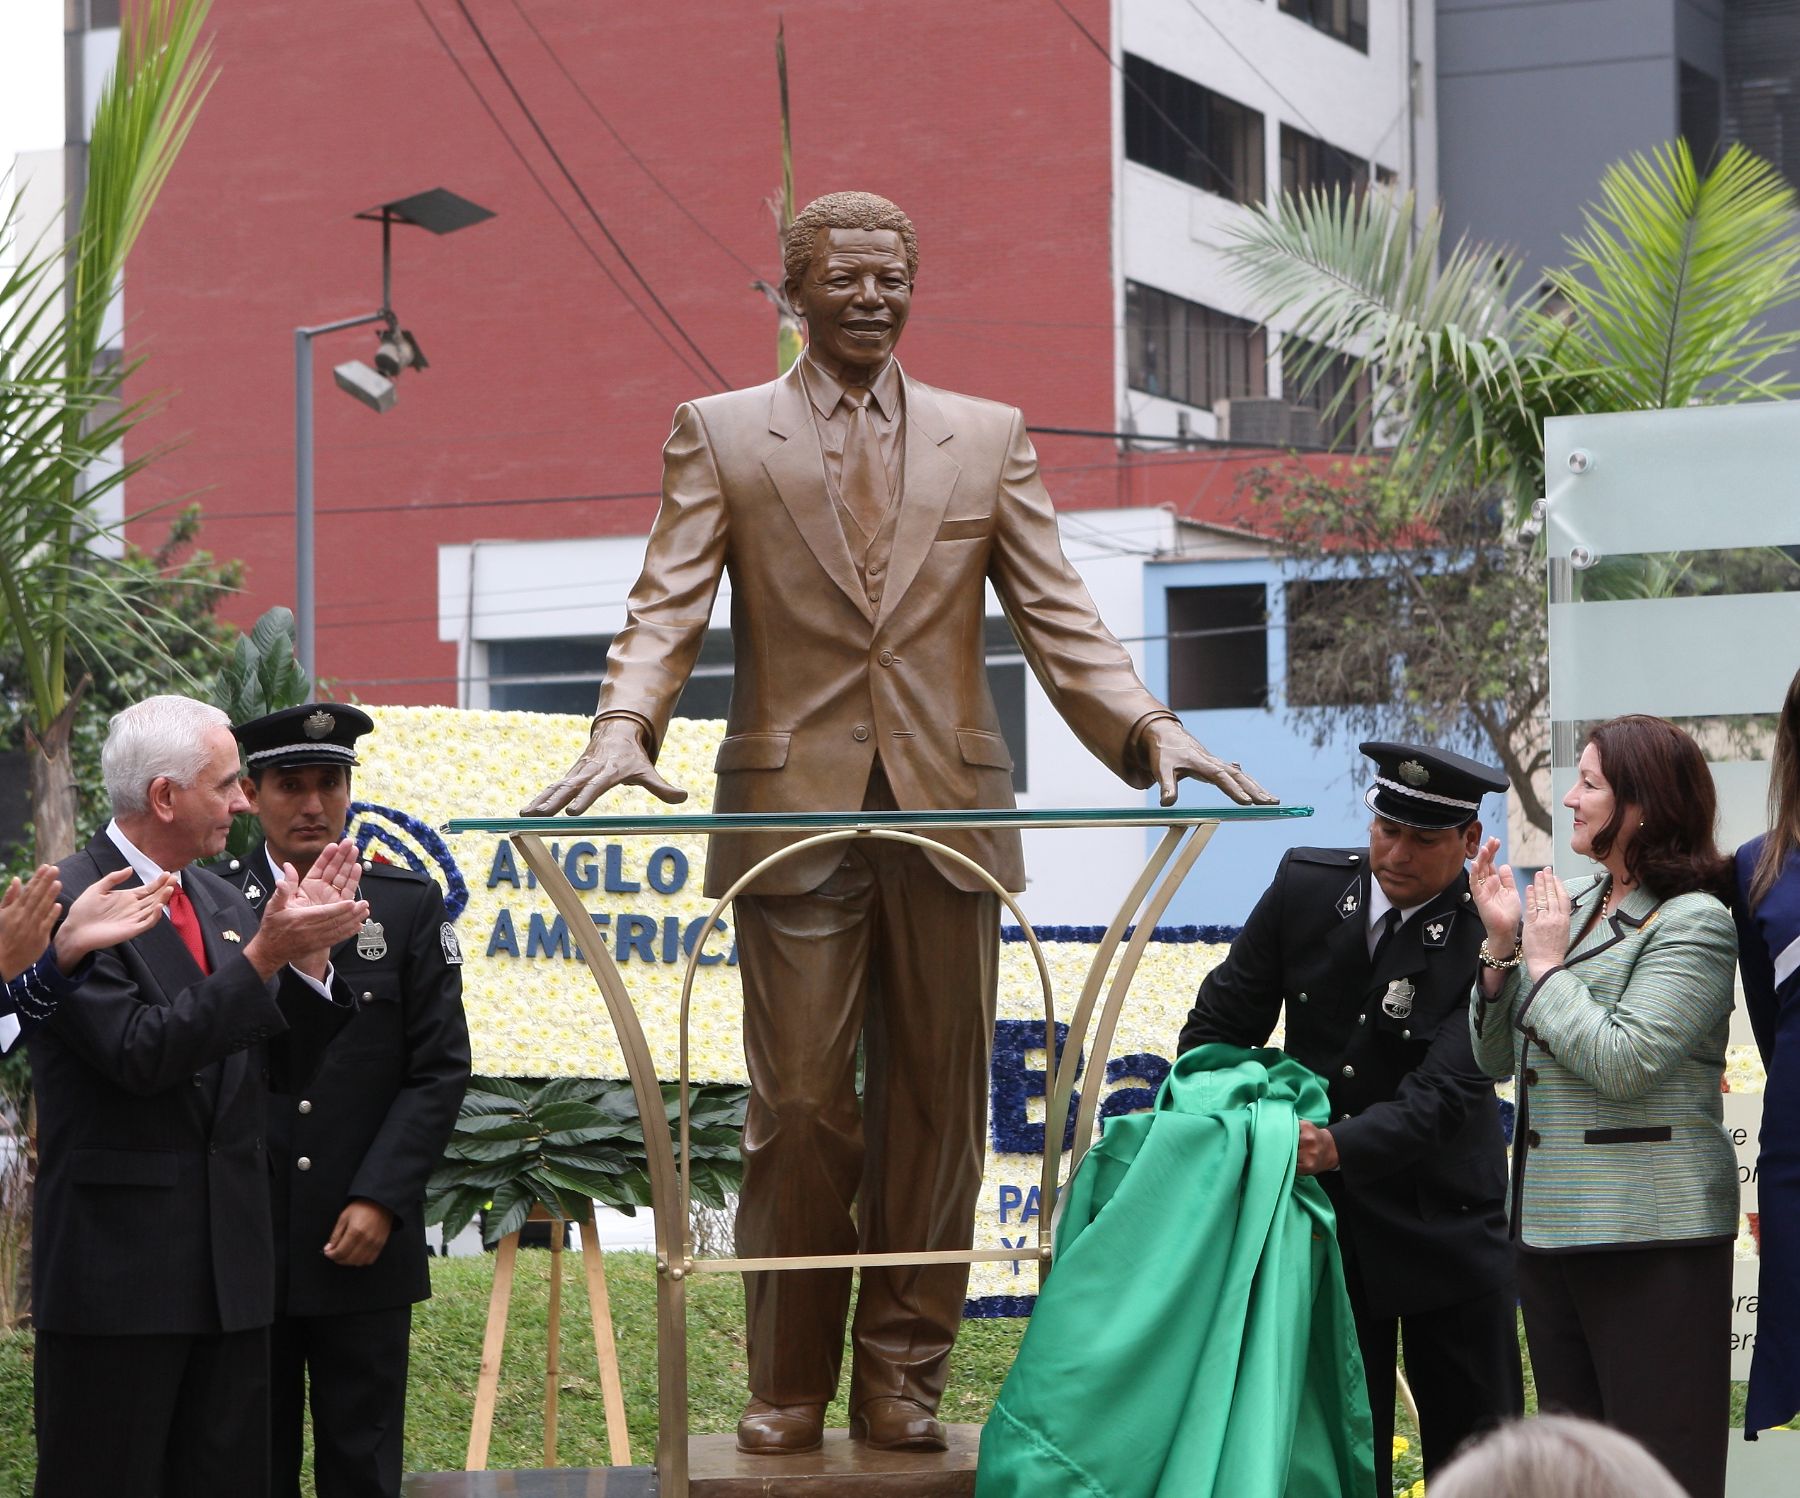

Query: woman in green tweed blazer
[1468,714,1738,1498]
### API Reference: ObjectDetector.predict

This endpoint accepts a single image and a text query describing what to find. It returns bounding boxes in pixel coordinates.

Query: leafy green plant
[425,1076,747,1247]
[208,605,312,857]
[1,0,216,863]
[1219,140,1800,523]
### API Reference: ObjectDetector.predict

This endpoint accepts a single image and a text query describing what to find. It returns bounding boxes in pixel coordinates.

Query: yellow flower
[1392,1435,1410,1459]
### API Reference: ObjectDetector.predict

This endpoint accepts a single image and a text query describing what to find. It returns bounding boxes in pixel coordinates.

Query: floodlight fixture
[374,326,427,378]
[332,359,397,413]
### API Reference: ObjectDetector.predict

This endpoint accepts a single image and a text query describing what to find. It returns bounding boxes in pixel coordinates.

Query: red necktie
[166,881,211,975]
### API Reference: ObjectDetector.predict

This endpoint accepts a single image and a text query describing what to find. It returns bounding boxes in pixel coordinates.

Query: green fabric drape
[975,1044,1376,1498]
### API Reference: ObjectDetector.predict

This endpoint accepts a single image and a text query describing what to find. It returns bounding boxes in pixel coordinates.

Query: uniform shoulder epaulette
[358,858,430,882]
[1287,846,1364,869]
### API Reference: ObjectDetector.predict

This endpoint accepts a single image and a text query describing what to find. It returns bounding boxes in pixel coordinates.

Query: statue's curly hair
[782,191,918,285]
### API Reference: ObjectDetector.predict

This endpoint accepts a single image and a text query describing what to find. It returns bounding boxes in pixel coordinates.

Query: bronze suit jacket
[598,361,1169,897]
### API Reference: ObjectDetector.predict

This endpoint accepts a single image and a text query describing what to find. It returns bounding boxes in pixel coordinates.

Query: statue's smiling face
[788,227,912,375]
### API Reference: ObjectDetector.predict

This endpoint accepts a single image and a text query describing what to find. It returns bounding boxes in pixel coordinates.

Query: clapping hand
[0,866,62,982]
[245,844,369,982]
[1520,867,1572,978]
[1469,838,1522,953]
[53,870,176,972]
[299,837,364,905]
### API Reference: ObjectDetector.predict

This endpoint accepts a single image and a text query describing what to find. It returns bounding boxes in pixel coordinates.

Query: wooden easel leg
[545,1225,562,1468]
[466,1232,519,1471]
[580,1216,634,1466]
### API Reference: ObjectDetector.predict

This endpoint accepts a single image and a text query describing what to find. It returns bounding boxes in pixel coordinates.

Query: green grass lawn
[0,1250,1749,1495]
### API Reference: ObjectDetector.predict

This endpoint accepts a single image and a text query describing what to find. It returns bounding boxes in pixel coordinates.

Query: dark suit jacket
[28,831,345,1336]
[219,849,470,1315]
[597,360,1170,897]
[1179,846,1511,1318]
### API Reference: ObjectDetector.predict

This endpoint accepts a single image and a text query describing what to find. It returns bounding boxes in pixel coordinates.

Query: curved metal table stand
[449,805,1310,1495]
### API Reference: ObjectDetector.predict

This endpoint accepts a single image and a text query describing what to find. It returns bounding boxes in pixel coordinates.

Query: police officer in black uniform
[1179,741,1521,1496]
[221,704,471,1498]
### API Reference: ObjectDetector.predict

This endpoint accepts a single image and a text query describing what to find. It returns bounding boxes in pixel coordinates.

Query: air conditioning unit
[1214,398,1328,449]
[1284,404,1325,449]
[1213,397,1290,445]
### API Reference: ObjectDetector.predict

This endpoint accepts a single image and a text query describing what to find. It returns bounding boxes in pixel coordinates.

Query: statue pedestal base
[689,1424,979,1495]
[401,1426,981,1496]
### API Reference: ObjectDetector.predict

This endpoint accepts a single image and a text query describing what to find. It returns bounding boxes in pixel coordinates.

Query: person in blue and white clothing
[0,861,176,1050]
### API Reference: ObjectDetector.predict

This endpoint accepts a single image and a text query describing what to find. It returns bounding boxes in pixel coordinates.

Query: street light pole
[291,189,494,686]
[294,310,388,683]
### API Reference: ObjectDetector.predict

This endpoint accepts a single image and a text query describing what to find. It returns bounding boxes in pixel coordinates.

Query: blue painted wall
[1137,554,1512,926]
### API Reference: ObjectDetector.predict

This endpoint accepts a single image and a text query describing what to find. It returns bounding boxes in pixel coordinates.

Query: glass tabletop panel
[447,805,1314,835]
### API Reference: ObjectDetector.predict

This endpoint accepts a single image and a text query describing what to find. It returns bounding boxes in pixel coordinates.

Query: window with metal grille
[1282,335,1373,449]
[1123,53,1266,203]
[1126,282,1268,411]
[1279,124,1385,199]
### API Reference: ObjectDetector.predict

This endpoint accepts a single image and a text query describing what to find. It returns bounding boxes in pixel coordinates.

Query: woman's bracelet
[1478,938,1523,970]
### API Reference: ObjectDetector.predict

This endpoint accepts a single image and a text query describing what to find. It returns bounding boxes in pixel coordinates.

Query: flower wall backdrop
[346,706,1765,1308]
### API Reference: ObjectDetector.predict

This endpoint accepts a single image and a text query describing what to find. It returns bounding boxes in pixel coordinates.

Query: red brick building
[121,0,1193,701]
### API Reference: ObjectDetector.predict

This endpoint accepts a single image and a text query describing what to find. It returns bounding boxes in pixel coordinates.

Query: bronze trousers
[732,833,999,1412]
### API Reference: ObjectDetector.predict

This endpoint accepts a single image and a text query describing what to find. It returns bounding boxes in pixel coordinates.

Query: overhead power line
[445,0,731,388]
[408,0,717,390]
[1181,0,1387,185]
[1044,0,1251,202]
[505,0,761,278]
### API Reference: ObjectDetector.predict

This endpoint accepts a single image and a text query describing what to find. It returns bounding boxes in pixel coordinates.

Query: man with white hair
[26,694,371,1497]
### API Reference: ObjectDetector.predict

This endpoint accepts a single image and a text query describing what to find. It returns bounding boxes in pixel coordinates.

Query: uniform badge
[1423,914,1453,948]
[1398,760,1430,787]
[243,880,263,904]
[441,921,464,965]
[1381,978,1416,1019]
[356,919,388,961]
[1336,880,1361,919]
[303,709,336,740]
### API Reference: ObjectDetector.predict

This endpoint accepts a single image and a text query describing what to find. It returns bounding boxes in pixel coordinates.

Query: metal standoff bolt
[1531,498,1548,521]
[1569,546,1599,570]
[1567,449,1593,474]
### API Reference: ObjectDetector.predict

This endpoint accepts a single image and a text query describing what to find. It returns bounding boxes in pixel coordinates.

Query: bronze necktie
[840,387,891,538]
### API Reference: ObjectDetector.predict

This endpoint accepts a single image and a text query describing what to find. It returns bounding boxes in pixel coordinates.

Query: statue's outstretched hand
[1141,718,1278,807]
[521,718,688,816]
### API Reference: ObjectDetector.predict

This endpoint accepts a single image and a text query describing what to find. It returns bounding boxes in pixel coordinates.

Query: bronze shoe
[736,1397,826,1455]
[849,1395,948,1452]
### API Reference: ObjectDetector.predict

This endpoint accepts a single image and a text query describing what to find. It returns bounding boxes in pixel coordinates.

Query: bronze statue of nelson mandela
[526,191,1274,1456]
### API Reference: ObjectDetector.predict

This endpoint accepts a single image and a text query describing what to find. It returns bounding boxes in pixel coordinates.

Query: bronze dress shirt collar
[800,350,901,420]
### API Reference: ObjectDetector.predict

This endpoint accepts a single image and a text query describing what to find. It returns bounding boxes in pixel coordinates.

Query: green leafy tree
[207,606,312,858]
[1,506,240,881]
[1220,141,1800,522]
[0,0,215,864]
[1217,142,1800,812]
[1243,458,1553,829]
